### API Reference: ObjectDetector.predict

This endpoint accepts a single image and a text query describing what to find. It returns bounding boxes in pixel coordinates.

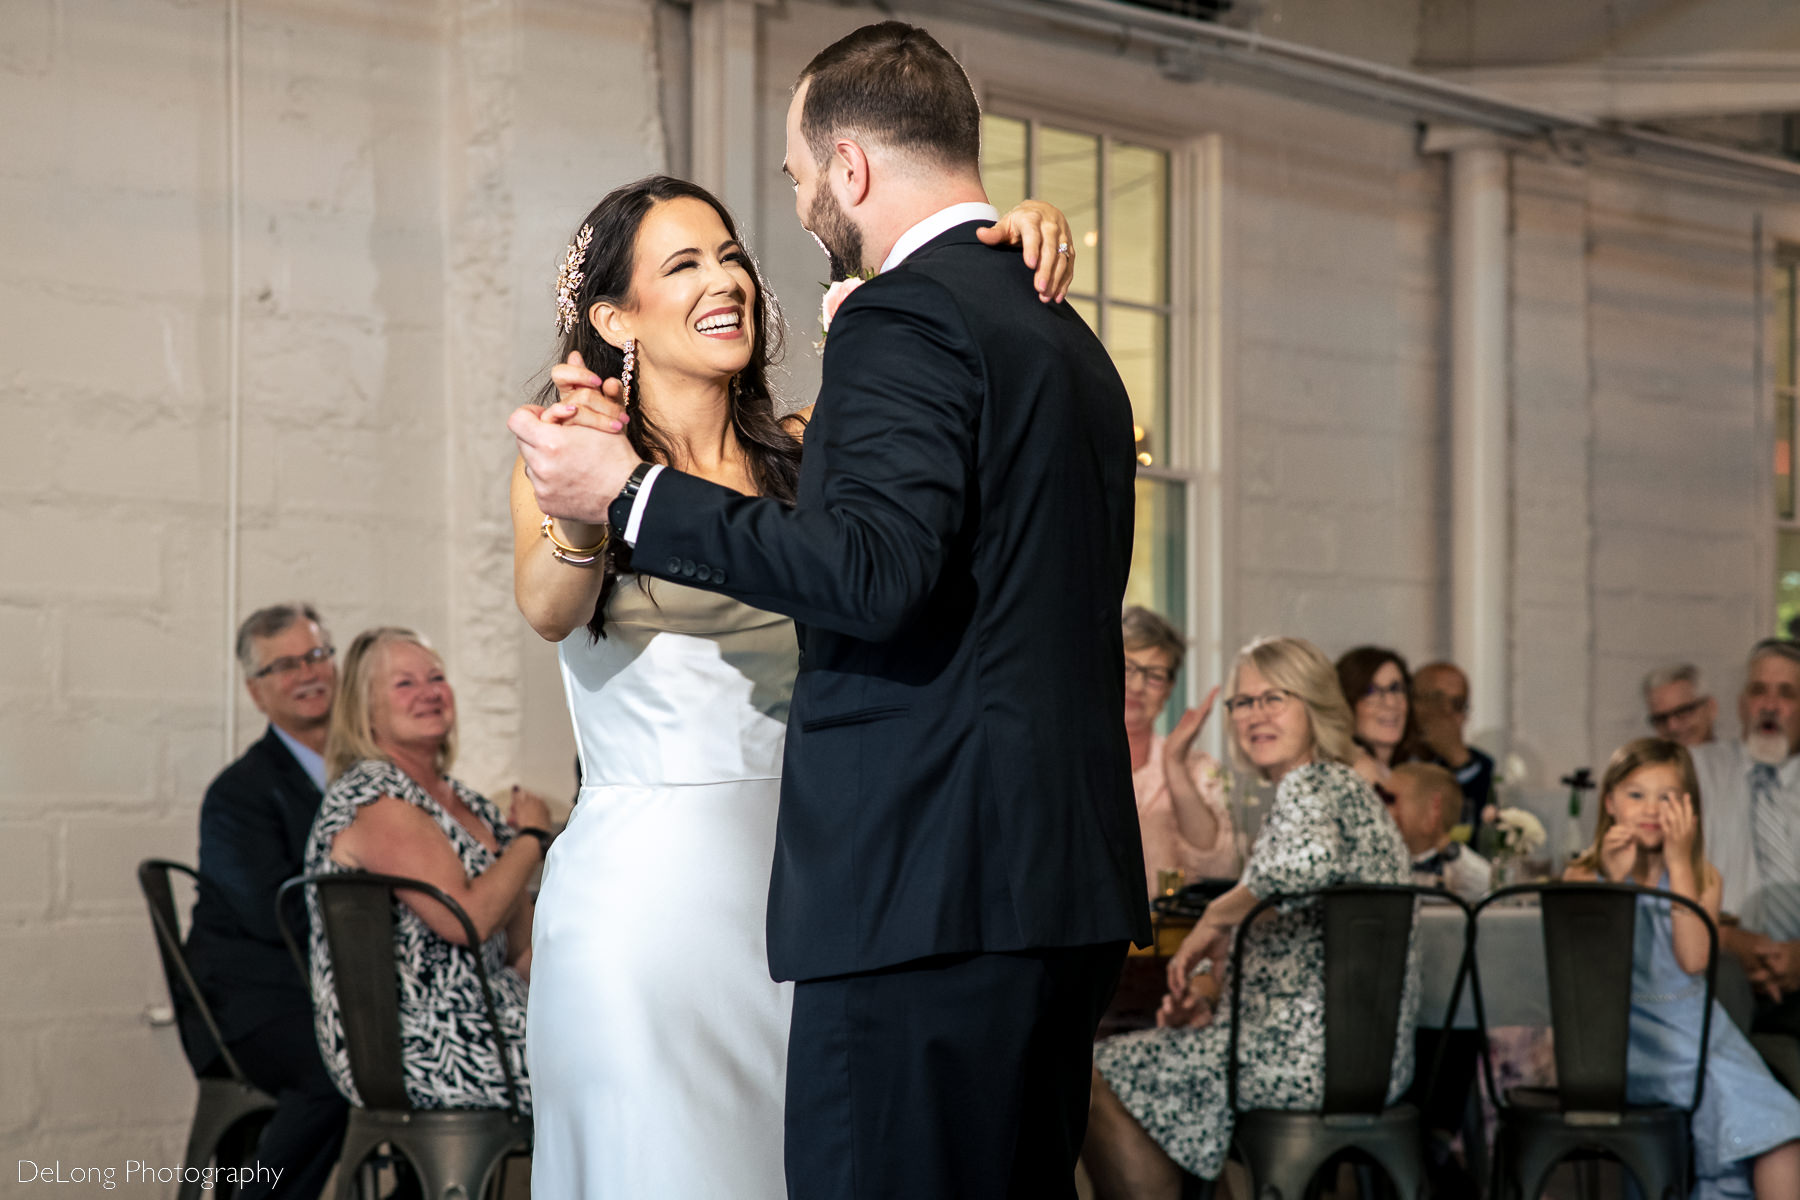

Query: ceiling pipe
[960,0,1800,190]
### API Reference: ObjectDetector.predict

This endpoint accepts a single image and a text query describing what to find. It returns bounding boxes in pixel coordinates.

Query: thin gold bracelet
[541,515,608,565]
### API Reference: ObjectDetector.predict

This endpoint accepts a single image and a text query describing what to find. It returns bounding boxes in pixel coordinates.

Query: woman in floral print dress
[1083,635,1414,1197]
[304,627,544,1113]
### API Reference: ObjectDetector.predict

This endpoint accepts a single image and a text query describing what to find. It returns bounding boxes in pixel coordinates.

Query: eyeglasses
[251,644,335,680]
[1125,662,1176,689]
[1363,681,1408,700]
[1223,688,1293,718]
[1648,697,1708,729]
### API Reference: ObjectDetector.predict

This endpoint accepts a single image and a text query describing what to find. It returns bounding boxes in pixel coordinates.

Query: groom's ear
[588,300,631,348]
[831,137,872,209]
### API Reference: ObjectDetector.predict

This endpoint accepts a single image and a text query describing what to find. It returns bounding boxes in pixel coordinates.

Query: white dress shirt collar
[880,202,1001,274]
[271,722,328,792]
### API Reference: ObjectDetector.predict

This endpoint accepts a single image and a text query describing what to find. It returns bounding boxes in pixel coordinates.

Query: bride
[510,174,1073,1197]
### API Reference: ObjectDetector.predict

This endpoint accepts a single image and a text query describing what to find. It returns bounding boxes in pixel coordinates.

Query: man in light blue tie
[1693,639,1800,1069]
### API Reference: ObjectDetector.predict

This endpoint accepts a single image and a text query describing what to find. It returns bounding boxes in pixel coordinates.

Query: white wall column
[690,0,768,228]
[1449,143,1512,744]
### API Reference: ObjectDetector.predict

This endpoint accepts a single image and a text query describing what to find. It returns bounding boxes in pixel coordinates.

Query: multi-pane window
[1776,248,1800,635]
[982,113,1188,628]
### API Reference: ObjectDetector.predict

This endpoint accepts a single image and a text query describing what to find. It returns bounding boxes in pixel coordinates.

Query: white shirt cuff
[620,463,664,547]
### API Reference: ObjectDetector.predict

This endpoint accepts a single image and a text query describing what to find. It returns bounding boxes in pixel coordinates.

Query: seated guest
[1412,660,1495,842]
[1122,606,1238,897]
[1084,636,1413,1199]
[1388,761,1491,903]
[1336,645,1423,787]
[184,602,346,1200]
[1695,640,1800,1059]
[1644,661,1718,747]
[1387,759,1488,1192]
[304,627,548,1112]
[1567,737,1800,1197]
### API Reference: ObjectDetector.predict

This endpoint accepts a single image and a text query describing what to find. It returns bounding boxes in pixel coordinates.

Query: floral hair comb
[555,224,594,335]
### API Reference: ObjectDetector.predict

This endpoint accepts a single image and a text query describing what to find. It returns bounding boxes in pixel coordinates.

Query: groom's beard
[806,188,864,282]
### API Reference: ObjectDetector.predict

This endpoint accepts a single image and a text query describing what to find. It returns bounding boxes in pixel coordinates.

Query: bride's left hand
[539,351,629,433]
[978,199,1076,304]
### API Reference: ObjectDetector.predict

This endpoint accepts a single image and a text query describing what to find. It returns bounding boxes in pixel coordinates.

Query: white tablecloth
[1417,902,1548,1028]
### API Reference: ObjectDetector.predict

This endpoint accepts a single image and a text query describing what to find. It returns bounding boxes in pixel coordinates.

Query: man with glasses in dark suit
[184,603,345,1200]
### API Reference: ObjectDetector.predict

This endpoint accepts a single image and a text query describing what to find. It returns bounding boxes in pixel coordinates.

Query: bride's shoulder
[779,404,814,443]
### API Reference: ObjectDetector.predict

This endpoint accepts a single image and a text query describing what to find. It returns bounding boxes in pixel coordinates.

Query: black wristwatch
[516,826,555,854]
[607,461,656,537]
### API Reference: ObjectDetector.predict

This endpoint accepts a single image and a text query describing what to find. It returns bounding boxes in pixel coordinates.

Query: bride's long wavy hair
[537,175,801,638]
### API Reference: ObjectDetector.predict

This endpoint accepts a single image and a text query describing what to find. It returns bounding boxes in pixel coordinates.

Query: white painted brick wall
[1,0,662,1180]
[1585,172,1767,763]
[1509,156,1595,782]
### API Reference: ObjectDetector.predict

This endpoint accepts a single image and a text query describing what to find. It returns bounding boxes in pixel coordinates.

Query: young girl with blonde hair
[1565,737,1800,1199]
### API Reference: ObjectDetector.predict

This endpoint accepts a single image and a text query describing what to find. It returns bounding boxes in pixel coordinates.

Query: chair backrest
[1228,883,1457,1116]
[136,858,248,1084]
[1469,881,1717,1116]
[274,871,524,1119]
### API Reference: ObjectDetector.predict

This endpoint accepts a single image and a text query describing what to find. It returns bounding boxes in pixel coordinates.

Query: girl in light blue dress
[1566,738,1800,1199]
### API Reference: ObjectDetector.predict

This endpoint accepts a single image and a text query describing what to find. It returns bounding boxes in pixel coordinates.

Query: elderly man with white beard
[1695,638,1800,1068]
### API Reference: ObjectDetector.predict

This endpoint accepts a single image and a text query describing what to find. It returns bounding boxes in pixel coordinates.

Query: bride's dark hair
[537,175,802,638]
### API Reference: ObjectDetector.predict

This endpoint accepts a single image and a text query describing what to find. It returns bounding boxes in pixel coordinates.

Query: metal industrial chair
[1211,883,1466,1200]
[1469,881,1717,1200]
[275,871,531,1200]
[137,859,279,1200]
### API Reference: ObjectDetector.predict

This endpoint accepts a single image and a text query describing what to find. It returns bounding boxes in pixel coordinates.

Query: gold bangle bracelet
[541,515,608,565]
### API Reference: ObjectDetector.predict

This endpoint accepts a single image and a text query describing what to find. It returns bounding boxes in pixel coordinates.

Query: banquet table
[1110,900,1550,1034]
[1120,899,1745,1034]
[1417,901,1548,1028]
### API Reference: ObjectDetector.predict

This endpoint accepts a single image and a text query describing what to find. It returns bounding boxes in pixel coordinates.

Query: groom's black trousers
[783,941,1128,1200]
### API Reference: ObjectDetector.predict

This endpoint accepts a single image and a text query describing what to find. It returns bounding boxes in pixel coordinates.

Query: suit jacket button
[681,559,697,578]
[665,556,682,574]
[695,565,712,583]
[713,569,727,586]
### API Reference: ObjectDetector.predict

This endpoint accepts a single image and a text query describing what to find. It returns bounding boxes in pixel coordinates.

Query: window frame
[979,101,1228,731]
[1773,243,1800,636]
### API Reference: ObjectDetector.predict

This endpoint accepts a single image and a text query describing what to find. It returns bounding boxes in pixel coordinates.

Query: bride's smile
[695,305,744,339]
[590,195,759,389]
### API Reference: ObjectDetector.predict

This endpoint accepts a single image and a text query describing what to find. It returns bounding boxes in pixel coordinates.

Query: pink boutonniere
[816,270,877,351]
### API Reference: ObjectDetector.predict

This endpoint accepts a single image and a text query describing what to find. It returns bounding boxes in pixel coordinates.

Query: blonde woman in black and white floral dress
[1084,636,1414,1198]
[304,627,548,1113]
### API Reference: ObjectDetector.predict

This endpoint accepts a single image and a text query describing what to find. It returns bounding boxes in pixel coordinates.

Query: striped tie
[1752,763,1800,941]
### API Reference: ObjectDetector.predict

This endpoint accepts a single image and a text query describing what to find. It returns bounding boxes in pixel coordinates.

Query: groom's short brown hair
[797,22,981,173]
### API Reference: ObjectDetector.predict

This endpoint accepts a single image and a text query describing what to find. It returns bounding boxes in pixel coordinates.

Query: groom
[516,22,1149,1198]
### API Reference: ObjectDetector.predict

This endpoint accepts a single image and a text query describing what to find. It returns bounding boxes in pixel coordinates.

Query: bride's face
[600,196,757,388]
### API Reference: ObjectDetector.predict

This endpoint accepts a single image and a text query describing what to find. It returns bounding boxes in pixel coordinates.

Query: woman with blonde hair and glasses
[303,627,550,1113]
[1083,635,1413,1198]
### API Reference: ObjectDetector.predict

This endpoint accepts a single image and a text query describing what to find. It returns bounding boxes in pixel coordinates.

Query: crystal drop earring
[619,338,636,410]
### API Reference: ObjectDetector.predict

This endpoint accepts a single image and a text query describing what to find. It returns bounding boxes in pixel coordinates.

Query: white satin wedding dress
[527,578,794,1198]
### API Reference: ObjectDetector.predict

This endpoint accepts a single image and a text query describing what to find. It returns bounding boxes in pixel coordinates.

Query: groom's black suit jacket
[630,221,1151,982]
